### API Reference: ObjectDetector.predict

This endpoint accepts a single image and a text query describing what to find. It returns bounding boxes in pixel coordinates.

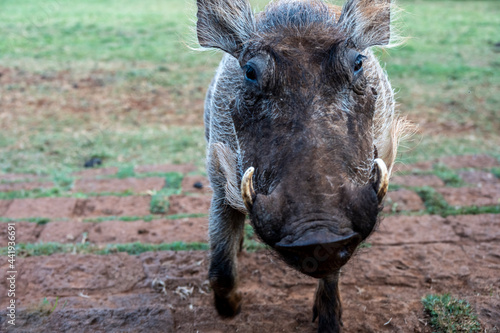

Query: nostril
[274,231,362,278]
[338,248,350,261]
[275,231,360,249]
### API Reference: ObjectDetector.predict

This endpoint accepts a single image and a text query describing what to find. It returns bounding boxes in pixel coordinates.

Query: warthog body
[196,0,407,331]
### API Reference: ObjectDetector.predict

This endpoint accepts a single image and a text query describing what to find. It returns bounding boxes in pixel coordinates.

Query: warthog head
[198,0,398,279]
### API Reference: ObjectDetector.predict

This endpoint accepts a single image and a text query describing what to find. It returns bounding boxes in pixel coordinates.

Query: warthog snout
[275,230,361,278]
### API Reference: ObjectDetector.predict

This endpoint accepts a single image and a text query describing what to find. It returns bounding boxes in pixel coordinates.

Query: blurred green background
[0,0,499,175]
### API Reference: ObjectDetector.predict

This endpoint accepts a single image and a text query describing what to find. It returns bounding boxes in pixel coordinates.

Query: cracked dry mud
[1,157,499,332]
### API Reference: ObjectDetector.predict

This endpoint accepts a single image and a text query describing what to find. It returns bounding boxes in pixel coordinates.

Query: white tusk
[241,167,256,211]
[374,158,389,203]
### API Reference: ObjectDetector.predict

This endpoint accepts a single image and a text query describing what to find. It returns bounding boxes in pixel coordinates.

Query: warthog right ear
[196,0,256,58]
[338,0,392,50]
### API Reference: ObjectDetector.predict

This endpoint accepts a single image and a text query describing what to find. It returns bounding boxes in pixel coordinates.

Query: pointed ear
[196,0,255,58]
[338,0,392,50]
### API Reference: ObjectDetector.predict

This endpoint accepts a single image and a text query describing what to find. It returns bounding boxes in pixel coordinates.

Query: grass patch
[164,213,208,220]
[242,223,269,252]
[82,213,208,223]
[100,242,209,254]
[381,1,500,137]
[449,205,500,216]
[491,167,500,179]
[0,0,220,69]
[15,242,82,256]
[119,215,154,222]
[149,191,170,214]
[243,239,268,252]
[0,187,141,200]
[149,172,184,214]
[397,136,500,167]
[0,241,210,257]
[0,222,268,256]
[0,217,56,224]
[432,165,465,187]
[35,218,51,225]
[0,0,498,176]
[51,172,74,190]
[83,215,155,223]
[422,294,481,332]
[415,187,449,215]
[0,238,268,256]
[415,186,500,217]
[116,165,135,179]
[30,297,67,316]
[244,223,255,240]
[0,126,206,175]
[164,172,184,190]
[0,187,63,200]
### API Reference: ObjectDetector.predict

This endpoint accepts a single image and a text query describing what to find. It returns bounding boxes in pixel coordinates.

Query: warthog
[196,0,407,331]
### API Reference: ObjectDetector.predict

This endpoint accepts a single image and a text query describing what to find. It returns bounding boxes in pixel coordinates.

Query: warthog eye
[354,54,366,74]
[243,64,258,83]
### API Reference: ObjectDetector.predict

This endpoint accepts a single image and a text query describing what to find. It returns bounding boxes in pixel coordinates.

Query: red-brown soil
[1,157,499,332]
[0,67,206,130]
[383,189,426,213]
[72,177,166,194]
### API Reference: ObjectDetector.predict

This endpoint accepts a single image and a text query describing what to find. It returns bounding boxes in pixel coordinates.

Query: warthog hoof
[214,291,242,318]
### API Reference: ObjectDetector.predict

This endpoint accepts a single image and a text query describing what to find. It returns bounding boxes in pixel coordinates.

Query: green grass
[0,0,220,69]
[164,172,184,190]
[431,165,465,187]
[0,213,208,224]
[0,187,63,200]
[0,1,498,176]
[51,172,74,190]
[491,167,500,179]
[83,213,208,223]
[243,239,268,252]
[382,2,500,131]
[31,297,67,316]
[415,186,500,217]
[0,241,209,257]
[396,136,500,167]
[0,126,206,175]
[0,235,268,256]
[102,241,209,254]
[116,165,136,179]
[149,191,170,214]
[381,1,500,164]
[0,187,141,200]
[149,172,184,214]
[0,217,57,224]
[422,294,481,332]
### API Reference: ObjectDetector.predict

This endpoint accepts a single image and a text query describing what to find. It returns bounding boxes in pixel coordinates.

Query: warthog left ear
[338,0,392,50]
[196,0,256,58]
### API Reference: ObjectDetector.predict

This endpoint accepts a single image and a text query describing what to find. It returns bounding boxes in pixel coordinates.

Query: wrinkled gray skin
[196,0,403,331]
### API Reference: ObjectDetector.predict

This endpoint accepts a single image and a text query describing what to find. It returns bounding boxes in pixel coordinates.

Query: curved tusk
[241,167,256,211]
[374,158,389,203]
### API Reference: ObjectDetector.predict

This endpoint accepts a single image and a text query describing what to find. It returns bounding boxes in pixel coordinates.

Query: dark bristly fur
[313,275,343,332]
[196,0,407,331]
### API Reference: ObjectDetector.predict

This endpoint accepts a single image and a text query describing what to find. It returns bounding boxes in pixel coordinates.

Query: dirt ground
[0,157,499,332]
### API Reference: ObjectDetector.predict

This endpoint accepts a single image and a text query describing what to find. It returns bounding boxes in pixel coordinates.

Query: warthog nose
[275,232,361,257]
[274,232,361,278]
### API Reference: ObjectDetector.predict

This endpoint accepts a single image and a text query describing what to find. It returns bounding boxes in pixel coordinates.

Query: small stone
[193,181,204,189]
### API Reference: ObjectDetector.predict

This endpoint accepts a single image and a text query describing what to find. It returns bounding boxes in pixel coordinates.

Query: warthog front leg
[208,192,246,318]
[313,273,343,333]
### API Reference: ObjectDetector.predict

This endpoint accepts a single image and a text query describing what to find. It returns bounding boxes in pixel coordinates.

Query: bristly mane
[257,0,338,33]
